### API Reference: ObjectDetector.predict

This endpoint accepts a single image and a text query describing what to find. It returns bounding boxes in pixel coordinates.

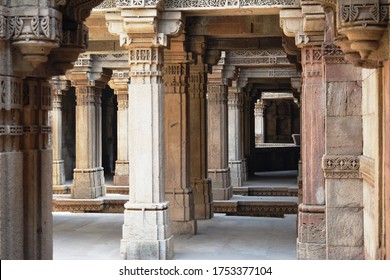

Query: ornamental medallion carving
[322,155,360,179]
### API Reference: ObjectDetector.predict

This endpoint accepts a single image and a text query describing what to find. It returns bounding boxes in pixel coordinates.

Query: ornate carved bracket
[322,155,360,179]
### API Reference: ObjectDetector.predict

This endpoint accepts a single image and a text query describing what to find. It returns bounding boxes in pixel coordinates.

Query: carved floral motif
[322,155,360,179]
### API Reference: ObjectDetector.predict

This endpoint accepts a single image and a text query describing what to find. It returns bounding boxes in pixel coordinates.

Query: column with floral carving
[163,35,197,235]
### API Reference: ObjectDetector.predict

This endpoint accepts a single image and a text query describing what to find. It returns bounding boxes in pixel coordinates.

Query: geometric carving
[322,155,360,179]
[164,0,300,10]
[226,49,291,66]
[0,75,22,111]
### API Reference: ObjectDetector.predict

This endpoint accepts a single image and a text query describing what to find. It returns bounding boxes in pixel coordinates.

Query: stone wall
[361,68,380,259]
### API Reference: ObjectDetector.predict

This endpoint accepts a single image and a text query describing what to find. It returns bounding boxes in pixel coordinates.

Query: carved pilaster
[49,76,70,188]
[109,70,130,186]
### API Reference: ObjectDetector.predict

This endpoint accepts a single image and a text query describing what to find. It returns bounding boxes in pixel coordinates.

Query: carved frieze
[164,0,299,9]
[226,49,291,66]
[207,85,227,104]
[322,155,360,179]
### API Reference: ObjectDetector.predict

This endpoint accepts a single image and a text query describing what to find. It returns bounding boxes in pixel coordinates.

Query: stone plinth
[120,202,173,260]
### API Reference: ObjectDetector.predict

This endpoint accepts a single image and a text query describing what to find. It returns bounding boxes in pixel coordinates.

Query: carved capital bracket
[0,6,62,69]
[280,3,326,48]
[322,155,361,179]
[335,0,389,68]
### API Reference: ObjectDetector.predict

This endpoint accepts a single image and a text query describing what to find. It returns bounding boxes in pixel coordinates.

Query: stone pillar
[109,71,129,187]
[119,44,173,260]
[228,82,243,188]
[49,76,70,190]
[22,78,53,259]
[67,55,111,199]
[322,44,363,259]
[241,87,250,181]
[298,46,326,260]
[254,99,266,147]
[0,72,24,259]
[163,37,196,235]
[188,54,213,220]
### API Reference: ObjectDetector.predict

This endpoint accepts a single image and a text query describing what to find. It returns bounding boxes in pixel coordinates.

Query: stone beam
[239,67,300,79]
[94,0,300,16]
[206,37,283,50]
[187,15,282,38]
[225,49,293,67]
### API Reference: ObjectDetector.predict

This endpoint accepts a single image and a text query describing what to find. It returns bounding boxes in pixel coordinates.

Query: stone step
[53,195,298,217]
[233,187,298,197]
[213,200,298,218]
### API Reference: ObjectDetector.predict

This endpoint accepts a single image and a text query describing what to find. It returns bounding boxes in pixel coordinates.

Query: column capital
[105,4,184,48]
[50,76,70,96]
[66,53,112,88]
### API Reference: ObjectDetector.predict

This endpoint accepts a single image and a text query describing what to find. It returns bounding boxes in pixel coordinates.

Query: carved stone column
[50,76,70,192]
[298,46,326,260]
[0,71,24,259]
[67,54,111,199]
[188,53,213,220]
[163,36,196,235]
[254,99,266,147]
[322,44,364,259]
[228,82,243,188]
[207,55,234,200]
[22,77,53,259]
[109,71,129,187]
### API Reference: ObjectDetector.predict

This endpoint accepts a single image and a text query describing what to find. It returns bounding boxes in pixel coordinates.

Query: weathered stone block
[326,178,363,208]
[326,116,362,154]
[298,211,326,244]
[326,82,362,117]
[327,207,364,247]
[327,245,364,260]
[297,243,326,260]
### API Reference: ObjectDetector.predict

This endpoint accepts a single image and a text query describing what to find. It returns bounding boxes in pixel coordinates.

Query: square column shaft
[207,63,233,200]
[189,56,213,220]
[163,38,196,235]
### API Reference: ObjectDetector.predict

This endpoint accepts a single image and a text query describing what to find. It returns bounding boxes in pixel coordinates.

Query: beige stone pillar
[109,71,129,187]
[163,37,196,235]
[120,45,173,260]
[50,76,70,190]
[254,99,266,146]
[22,78,53,259]
[189,54,213,220]
[207,58,234,200]
[298,46,326,260]
[322,44,363,259]
[228,82,243,188]
[67,55,111,199]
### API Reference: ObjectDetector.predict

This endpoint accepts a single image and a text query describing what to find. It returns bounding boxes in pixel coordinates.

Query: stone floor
[53,212,297,260]
[53,170,298,260]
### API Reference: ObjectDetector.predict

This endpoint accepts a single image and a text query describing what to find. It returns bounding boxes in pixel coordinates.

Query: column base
[229,160,243,187]
[52,160,65,186]
[72,167,105,199]
[120,202,174,260]
[165,189,197,235]
[191,178,213,220]
[208,168,233,200]
[114,160,129,186]
[297,204,326,260]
